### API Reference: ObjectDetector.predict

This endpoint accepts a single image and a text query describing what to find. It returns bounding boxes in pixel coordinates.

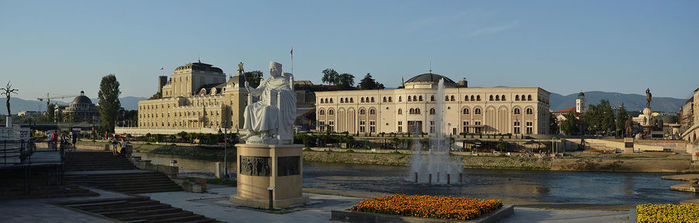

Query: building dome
[578,91,585,97]
[72,91,93,105]
[404,73,457,88]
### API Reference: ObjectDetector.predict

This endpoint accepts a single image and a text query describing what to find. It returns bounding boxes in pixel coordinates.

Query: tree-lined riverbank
[75,141,696,172]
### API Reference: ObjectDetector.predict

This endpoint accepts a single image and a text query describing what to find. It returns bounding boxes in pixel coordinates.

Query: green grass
[206,178,237,186]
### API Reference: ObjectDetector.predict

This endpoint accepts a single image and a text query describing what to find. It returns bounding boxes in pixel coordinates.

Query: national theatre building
[314,73,551,136]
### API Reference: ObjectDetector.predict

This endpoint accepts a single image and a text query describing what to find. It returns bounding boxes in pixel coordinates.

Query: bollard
[268,187,274,209]
[447,174,450,184]
[414,172,418,183]
[459,173,463,183]
[428,174,432,185]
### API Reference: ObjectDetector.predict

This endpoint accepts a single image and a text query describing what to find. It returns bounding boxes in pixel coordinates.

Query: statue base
[230,143,308,209]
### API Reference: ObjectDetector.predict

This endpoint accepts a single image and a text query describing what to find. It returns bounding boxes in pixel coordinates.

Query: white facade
[315,73,551,136]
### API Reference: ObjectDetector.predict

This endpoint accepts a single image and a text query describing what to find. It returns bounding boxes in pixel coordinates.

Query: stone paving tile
[500,207,628,223]
[143,187,362,223]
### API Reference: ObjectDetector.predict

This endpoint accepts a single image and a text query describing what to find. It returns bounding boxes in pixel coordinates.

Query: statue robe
[243,74,296,142]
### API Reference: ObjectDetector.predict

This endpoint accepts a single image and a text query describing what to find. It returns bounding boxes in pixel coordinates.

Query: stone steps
[64,151,137,171]
[61,197,220,223]
[65,172,183,194]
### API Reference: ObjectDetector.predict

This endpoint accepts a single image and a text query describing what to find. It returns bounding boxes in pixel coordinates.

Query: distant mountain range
[550,91,688,113]
[0,91,689,115]
[0,96,147,115]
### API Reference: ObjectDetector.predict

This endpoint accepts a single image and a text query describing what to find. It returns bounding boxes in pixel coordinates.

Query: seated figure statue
[242,61,296,144]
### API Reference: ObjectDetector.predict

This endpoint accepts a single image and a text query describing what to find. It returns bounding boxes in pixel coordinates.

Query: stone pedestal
[230,144,308,209]
[623,137,634,154]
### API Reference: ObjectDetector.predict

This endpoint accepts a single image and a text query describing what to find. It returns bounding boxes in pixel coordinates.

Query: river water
[136,153,697,205]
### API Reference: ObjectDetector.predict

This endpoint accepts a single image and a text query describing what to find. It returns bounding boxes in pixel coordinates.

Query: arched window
[464,95,469,101]
[409,108,414,114]
[514,108,520,114]
[340,98,344,103]
[408,96,412,102]
[383,97,387,102]
[399,96,402,102]
[495,95,500,101]
[416,108,421,114]
[501,95,506,101]
[526,108,533,114]
[431,95,435,101]
[361,97,365,103]
[388,97,392,102]
[515,95,520,101]
[521,95,526,101]
[330,98,333,103]
[350,98,354,103]
[489,95,494,101]
[527,95,532,101]
[359,109,366,115]
[445,96,449,101]
[430,108,435,115]
[371,97,375,102]
[419,95,423,101]
[450,95,455,101]
[369,108,376,115]
[398,109,402,115]
[477,95,481,101]
[328,109,334,115]
[463,108,469,114]
[471,95,475,101]
[474,108,481,114]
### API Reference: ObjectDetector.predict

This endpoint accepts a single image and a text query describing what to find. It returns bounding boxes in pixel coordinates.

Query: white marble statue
[242,61,296,144]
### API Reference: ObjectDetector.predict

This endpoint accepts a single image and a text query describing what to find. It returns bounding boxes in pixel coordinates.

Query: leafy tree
[47,103,56,122]
[358,73,385,90]
[149,92,162,99]
[583,99,615,135]
[321,69,339,85]
[337,73,355,89]
[615,103,629,137]
[549,112,559,135]
[560,112,577,135]
[243,70,263,88]
[98,74,121,133]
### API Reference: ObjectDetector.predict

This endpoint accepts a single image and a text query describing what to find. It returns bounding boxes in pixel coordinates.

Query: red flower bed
[350,194,502,221]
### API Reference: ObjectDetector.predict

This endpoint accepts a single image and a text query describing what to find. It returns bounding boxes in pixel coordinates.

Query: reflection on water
[136,153,697,204]
[135,153,237,177]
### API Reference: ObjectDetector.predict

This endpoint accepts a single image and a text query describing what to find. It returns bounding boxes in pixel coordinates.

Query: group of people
[47,131,78,151]
[107,134,128,156]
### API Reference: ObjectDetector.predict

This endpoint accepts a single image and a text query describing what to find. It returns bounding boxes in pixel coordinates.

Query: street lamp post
[219,127,229,178]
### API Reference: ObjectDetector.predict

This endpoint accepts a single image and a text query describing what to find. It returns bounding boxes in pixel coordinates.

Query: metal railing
[0,140,34,167]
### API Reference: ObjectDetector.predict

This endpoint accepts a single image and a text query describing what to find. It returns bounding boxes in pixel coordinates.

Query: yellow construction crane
[37,93,78,112]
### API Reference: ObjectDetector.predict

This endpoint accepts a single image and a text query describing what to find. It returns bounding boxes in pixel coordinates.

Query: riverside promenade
[0,147,641,223]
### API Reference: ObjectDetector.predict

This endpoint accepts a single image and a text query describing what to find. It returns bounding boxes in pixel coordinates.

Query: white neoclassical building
[315,73,551,136]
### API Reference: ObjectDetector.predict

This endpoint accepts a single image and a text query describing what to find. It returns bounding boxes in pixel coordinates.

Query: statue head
[269,61,282,78]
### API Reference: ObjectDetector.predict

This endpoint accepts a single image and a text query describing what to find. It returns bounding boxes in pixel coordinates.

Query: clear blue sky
[1,0,698,101]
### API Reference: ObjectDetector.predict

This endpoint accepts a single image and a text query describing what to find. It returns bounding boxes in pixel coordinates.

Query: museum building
[314,73,551,135]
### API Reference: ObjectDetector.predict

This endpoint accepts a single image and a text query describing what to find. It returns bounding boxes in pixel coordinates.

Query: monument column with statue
[641,88,653,138]
[230,61,308,209]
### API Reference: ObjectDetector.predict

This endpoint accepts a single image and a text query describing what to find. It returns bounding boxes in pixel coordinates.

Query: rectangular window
[397,121,403,133]
[329,121,335,132]
[369,121,376,133]
[359,120,366,133]
[319,121,325,132]
[526,121,533,134]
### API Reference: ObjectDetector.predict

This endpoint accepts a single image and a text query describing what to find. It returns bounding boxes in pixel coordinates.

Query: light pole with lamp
[218,126,229,178]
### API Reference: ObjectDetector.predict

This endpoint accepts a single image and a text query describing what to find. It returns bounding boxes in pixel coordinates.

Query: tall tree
[1,81,19,116]
[321,68,339,85]
[615,103,629,137]
[337,73,355,89]
[47,103,56,122]
[560,112,577,135]
[243,70,263,88]
[98,74,121,133]
[549,112,559,135]
[358,73,385,90]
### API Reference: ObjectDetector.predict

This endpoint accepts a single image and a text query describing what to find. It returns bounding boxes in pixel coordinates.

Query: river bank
[75,141,697,173]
